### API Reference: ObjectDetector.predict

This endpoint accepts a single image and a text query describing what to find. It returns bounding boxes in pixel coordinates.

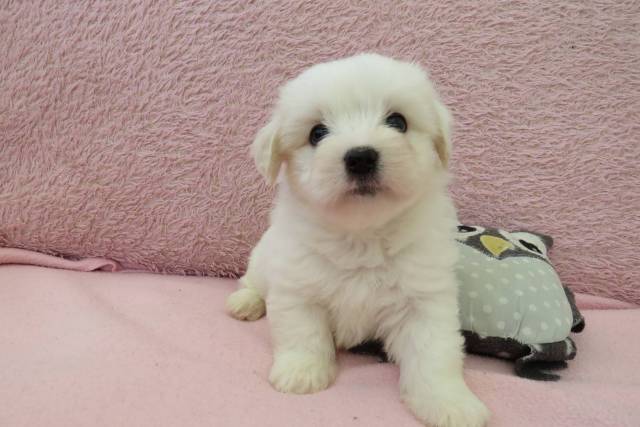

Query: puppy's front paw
[404,384,489,427]
[269,351,337,394]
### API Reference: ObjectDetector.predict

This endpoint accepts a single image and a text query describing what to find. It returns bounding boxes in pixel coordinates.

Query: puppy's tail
[226,279,266,321]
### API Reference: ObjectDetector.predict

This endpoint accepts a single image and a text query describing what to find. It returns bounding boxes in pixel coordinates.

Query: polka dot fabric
[350,224,585,380]
[452,224,585,379]
[457,244,573,345]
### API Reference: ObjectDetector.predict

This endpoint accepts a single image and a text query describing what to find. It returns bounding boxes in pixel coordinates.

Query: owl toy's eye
[519,239,542,254]
[456,225,485,242]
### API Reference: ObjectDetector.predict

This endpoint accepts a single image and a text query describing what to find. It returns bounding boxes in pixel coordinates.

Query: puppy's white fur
[227,54,489,427]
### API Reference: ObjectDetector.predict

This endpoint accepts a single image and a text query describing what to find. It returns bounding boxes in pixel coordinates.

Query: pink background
[1,265,638,427]
[1,1,638,302]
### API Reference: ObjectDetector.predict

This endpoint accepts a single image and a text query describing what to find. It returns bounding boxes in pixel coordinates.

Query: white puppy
[226,53,489,427]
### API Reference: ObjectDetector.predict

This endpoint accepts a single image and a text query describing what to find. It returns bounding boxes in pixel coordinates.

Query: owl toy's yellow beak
[480,235,514,258]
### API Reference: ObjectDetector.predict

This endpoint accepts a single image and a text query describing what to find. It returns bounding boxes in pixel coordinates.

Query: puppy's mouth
[346,181,384,197]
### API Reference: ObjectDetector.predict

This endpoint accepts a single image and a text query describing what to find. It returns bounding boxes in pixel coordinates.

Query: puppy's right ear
[251,117,283,185]
[432,100,453,169]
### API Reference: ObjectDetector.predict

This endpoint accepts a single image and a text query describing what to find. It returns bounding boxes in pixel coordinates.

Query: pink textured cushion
[0,247,120,272]
[1,1,638,302]
[1,266,638,427]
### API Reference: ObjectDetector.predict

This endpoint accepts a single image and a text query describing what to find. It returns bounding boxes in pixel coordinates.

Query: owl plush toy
[351,225,585,381]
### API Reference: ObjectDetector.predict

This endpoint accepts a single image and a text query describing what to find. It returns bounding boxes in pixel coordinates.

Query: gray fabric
[456,242,573,344]
[348,224,585,380]
[462,330,577,381]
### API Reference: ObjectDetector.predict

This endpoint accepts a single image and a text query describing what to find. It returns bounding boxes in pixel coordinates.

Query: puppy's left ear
[251,117,283,185]
[432,100,452,168]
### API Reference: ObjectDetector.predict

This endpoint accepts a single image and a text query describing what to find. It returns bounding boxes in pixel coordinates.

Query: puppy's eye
[309,124,329,146]
[457,225,477,233]
[385,113,407,133]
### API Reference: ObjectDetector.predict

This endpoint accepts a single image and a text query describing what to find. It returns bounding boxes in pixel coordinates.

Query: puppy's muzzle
[344,146,379,179]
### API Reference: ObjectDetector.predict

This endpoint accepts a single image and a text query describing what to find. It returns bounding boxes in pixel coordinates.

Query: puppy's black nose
[344,146,379,177]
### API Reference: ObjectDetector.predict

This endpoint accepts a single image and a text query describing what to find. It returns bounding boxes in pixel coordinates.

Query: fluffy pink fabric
[0,266,638,427]
[0,1,638,302]
[0,247,120,272]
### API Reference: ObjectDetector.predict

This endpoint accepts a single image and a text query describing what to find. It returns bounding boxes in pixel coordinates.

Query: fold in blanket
[0,247,120,272]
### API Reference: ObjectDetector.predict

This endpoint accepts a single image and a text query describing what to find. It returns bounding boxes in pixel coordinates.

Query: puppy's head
[253,54,452,230]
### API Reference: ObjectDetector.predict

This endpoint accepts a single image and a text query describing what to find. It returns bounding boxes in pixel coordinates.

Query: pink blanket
[1,257,638,426]
[1,0,639,304]
[0,247,121,272]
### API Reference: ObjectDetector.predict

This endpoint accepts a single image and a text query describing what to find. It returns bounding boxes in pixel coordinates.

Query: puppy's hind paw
[226,287,266,321]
